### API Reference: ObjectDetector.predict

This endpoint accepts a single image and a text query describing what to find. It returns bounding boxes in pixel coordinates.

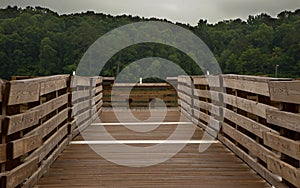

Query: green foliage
[0,6,299,80]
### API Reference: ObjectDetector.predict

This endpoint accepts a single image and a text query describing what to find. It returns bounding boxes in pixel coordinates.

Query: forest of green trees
[0,6,299,80]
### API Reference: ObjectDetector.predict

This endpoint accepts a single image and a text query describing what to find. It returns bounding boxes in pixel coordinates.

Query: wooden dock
[0,75,299,188]
[34,110,270,188]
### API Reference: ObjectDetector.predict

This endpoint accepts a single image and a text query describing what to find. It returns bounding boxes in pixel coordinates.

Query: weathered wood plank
[223,77,270,96]
[26,108,69,138]
[219,135,288,188]
[225,94,277,118]
[222,122,277,163]
[72,90,90,102]
[0,144,6,163]
[225,108,279,138]
[5,110,39,135]
[7,81,40,105]
[5,156,39,188]
[40,77,68,96]
[75,109,91,125]
[30,93,68,118]
[71,76,91,87]
[72,100,90,116]
[266,109,300,133]
[207,75,222,88]
[193,108,210,123]
[11,134,42,159]
[269,81,300,104]
[95,85,103,94]
[178,92,192,105]
[26,124,68,162]
[178,84,192,95]
[178,76,192,86]
[267,155,300,188]
[264,132,300,160]
[194,89,221,101]
[192,76,208,85]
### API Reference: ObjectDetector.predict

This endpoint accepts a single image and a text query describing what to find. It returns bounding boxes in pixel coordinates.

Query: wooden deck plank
[35,110,270,188]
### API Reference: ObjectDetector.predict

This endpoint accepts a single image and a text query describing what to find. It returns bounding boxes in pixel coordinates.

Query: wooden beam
[219,135,288,188]
[267,155,300,188]
[225,94,277,118]
[5,156,39,188]
[7,81,40,105]
[264,132,300,160]
[10,134,42,159]
[0,144,6,163]
[26,124,68,162]
[223,77,270,96]
[222,122,277,163]
[40,77,68,96]
[30,93,68,119]
[269,81,300,104]
[26,108,69,138]
[5,110,39,135]
[225,108,279,138]
[267,109,300,133]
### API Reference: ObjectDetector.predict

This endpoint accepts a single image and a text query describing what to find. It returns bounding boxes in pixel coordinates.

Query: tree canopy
[0,6,299,80]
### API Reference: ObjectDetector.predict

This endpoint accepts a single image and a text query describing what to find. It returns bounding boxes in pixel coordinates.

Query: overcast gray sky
[1,0,300,25]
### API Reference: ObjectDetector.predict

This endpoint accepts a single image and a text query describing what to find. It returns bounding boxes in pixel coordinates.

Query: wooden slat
[194,89,221,101]
[31,93,68,118]
[8,81,40,105]
[26,124,68,162]
[5,156,39,188]
[266,109,300,133]
[222,122,277,163]
[192,76,208,85]
[269,81,300,104]
[225,108,279,138]
[40,77,68,96]
[264,132,300,160]
[11,134,42,159]
[71,76,91,87]
[72,100,90,116]
[26,108,69,138]
[0,144,6,163]
[193,99,222,116]
[178,84,192,95]
[219,135,288,188]
[72,90,90,102]
[177,76,192,86]
[267,155,300,188]
[75,109,91,126]
[207,75,222,88]
[95,85,103,94]
[193,108,210,123]
[223,77,270,96]
[41,137,69,174]
[5,110,39,135]
[178,92,192,105]
[225,94,277,118]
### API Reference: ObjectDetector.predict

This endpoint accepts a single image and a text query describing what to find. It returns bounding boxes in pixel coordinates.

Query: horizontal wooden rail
[102,77,178,108]
[0,75,103,188]
[177,74,299,188]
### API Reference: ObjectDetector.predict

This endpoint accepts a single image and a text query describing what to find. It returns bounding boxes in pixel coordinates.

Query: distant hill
[0,6,299,79]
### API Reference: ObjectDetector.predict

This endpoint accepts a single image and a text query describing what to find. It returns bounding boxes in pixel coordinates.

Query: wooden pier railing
[0,74,299,188]
[0,75,102,188]
[102,77,178,108]
[177,75,300,188]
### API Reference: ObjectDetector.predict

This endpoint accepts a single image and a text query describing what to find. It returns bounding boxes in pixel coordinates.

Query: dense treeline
[0,6,299,80]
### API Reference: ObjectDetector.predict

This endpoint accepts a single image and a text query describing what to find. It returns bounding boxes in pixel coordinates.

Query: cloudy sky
[1,0,300,25]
